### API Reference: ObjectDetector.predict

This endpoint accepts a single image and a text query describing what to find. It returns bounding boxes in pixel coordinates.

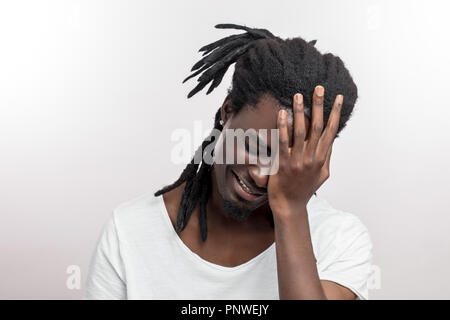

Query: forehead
[231,94,282,128]
[229,94,310,146]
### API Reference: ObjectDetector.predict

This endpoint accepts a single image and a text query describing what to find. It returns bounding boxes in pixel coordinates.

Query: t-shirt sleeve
[84,212,127,300]
[317,216,373,300]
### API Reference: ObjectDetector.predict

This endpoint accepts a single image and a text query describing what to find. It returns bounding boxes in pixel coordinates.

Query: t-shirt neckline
[156,194,276,272]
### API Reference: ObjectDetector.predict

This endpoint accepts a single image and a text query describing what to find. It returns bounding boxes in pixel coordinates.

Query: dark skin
[163,85,356,299]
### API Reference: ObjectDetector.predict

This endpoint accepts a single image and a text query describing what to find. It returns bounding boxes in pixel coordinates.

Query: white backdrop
[1,0,449,299]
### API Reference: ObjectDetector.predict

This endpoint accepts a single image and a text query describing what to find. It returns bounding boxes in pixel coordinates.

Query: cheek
[213,132,226,164]
[214,163,226,183]
[213,164,233,200]
[214,133,243,165]
[235,142,247,164]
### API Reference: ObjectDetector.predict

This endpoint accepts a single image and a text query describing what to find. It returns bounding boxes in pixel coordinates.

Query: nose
[248,165,269,189]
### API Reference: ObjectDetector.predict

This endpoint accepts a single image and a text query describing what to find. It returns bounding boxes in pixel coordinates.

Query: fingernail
[296,93,303,104]
[316,86,324,97]
[280,110,286,119]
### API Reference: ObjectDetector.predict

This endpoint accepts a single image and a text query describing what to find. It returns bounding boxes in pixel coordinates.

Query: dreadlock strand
[172,109,222,234]
[195,43,254,85]
[154,139,205,196]
[175,178,194,231]
[206,66,228,94]
[153,163,196,196]
[192,36,253,73]
[199,33,246,55]
[180,162,208,232]
[215,23,276,39]
[198,172,210,242]
[183,64,210,84]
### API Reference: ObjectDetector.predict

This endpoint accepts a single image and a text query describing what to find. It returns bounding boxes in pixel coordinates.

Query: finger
[316,143,333,189]
[305,85,324,158]
[317,94,343,162]
[277,109,289,162]
[291,93,306,163]
[323,142,333,172]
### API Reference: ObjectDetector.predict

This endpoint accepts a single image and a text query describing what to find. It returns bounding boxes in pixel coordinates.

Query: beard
[222,199,253,221]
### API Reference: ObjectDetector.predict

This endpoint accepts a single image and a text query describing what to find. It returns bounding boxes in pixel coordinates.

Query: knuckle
[295,103,304,113]
[294,128,304,138]
[328,124,338,133]
[334,105,342,114]
[280,162,289,173]
[314,97,324,107]
[303,157,315,168]
[291,160,302,171]
[312,123,323,134]
[317,156,327,166]
[280,137,289,144]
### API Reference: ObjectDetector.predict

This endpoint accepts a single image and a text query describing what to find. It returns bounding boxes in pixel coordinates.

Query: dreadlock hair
[155,23,358,242]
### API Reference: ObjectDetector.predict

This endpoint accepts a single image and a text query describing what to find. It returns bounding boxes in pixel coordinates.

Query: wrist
[271,200,308,221]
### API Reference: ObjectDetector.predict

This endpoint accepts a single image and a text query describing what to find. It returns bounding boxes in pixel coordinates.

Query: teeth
[238,177,254,194]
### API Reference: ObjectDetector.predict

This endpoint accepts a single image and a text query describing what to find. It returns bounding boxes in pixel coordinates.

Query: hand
[267,85,343,216]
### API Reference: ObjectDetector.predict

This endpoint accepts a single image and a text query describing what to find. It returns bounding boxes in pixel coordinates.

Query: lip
[231,170,266,202]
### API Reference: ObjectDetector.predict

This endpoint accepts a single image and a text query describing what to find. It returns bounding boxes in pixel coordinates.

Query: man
[85,24,372,300]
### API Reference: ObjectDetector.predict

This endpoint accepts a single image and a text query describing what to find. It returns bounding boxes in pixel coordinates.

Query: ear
[220,94,233,124]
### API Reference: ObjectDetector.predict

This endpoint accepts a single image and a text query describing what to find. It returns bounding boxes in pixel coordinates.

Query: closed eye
[244,135,271,157]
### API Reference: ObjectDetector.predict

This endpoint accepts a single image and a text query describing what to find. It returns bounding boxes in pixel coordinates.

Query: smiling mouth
[237,175,255,194]
[231,170,266,201]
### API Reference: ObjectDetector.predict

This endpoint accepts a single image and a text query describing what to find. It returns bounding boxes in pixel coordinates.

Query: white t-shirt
[84,192,373,300]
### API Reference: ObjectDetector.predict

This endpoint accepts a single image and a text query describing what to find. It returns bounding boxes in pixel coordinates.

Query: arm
[273,205,356,300]
[273,205,326,299]
[269,86,356,299]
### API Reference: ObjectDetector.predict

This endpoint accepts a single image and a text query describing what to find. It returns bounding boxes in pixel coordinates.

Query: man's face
[212,94,310,220]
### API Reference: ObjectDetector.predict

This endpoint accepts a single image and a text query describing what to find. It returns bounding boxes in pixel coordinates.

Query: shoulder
[110,191,170,244]
[307,195,370,238]
[307,195,373,300]
[307,195,372,263]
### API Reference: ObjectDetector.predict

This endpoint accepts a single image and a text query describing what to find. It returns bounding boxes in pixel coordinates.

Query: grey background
[1,0,449,299]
